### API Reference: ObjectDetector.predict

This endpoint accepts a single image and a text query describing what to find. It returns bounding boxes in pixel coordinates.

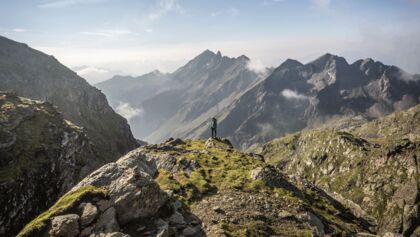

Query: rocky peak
[277,58,303,71]
[309,53,349,71]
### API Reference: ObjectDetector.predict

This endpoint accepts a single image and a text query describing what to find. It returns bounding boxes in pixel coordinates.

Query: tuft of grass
[17,186,107,237]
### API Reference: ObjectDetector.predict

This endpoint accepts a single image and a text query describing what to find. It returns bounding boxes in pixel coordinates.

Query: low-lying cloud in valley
[115,102,143,121]
[281,89,308,100]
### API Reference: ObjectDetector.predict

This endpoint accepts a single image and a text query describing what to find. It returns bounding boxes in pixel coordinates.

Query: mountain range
[98,51,420,150]
[1,35,420,237]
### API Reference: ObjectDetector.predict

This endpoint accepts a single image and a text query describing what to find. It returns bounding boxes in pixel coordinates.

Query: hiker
[210,117,217,138]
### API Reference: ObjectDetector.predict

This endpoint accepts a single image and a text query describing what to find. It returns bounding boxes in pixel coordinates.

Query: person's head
[212,117,217,121]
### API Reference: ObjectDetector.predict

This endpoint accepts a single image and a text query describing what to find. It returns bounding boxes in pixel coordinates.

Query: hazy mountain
[95,70,170,108]
[187,53,420,149]
[98,50,266,141]
[0,36,138,162]
[258,104,420,235]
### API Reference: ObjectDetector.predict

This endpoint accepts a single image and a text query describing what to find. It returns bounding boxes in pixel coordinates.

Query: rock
[49,214,80,237]
[94,207,120,233]
[183,226,200,236]
[80,202,98,226]
[167,138,186,146]
[300,212,325,236]
[70,150,169,225]
[171,200,183,211]
[89,233,131,237]
[80,226,94,237]
[169,211,185,225]
[96,200,111,212]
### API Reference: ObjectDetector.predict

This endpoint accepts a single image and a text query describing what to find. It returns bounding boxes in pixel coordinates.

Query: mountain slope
[0,92,96,236]
[0,36,138,162]
[97,50,264,141]
[190,54,420,149]
[20,138,373,236]
[258,104,420,235]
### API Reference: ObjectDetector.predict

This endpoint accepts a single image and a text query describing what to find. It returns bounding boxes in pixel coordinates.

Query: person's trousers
[211,129,217,138]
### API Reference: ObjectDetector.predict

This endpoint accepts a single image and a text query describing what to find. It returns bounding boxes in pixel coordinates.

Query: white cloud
[145,28,153,33]
[73,66,113,84]
[281,89,308,100]
[12,28,27,32]
[262,0,287,6]
[81,29,132,38]
[312,0,331,9]
[211,11,220,17]
[115,103,143,121]
[146,0,183,22]
[229,7,240,17]
[38,0,107,8]
[246,59,268,75]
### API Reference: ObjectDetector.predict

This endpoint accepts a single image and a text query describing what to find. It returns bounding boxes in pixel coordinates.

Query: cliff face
[20,138,375,237]
[0,36,138,163]
[258,105,420,236]
[0,92,97,236]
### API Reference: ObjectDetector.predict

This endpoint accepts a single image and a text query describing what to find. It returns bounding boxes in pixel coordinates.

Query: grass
[17,186,107,237]
[156,139,266,204]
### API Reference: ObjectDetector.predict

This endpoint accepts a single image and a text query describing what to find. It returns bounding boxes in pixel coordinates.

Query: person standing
[210,117,217,138]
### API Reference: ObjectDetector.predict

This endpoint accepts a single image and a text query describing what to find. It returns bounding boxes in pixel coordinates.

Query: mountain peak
[237,54,250,61]
[310,53,348,69]
[279,58,303,69]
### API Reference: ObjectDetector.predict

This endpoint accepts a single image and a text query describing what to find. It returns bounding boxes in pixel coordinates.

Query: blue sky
[1,0,420,83]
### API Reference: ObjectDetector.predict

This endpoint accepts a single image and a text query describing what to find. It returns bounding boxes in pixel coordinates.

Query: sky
[1,0,420,84]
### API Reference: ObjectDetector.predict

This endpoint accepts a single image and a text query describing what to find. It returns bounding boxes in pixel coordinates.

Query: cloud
[12,28,27,32]
[145,28,153,33]
[311,0,331,9]
[281,89,308,100]
[262,0,287,6]
[246,59,268,75]
[146,0,182,22]
[228,7,240,17]
[210,11,221,17]
[73,65,113,84]
[38,0,106,8]
[81,29,133,38]
[115,103,143,121]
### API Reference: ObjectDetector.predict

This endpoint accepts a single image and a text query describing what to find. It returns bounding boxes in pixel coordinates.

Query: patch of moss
[17,186,107,237]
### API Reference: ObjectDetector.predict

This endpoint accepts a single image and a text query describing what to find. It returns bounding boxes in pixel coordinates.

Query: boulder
[79,202,98,226]
[49,214,80,237]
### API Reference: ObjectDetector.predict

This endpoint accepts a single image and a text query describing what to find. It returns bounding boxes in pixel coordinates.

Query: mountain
[187,53,420,150]
[0,36,138,162]
[257,104,420,235]
[95,70,170,109]
[0,92,96,236]
[97,50,266,141]
[19,138,374,237]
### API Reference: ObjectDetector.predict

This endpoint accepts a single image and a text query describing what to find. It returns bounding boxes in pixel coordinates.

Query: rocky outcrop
[20,138,376,236]
[259,105,420,236]
[0,92,96,236]
[18,140,205,237]
[0,36,138,163]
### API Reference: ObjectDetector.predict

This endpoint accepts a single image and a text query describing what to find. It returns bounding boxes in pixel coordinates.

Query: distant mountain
[187,53,420,149]
[96,70,170,108]
[0,36,138,163]
[97,50,266,141]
